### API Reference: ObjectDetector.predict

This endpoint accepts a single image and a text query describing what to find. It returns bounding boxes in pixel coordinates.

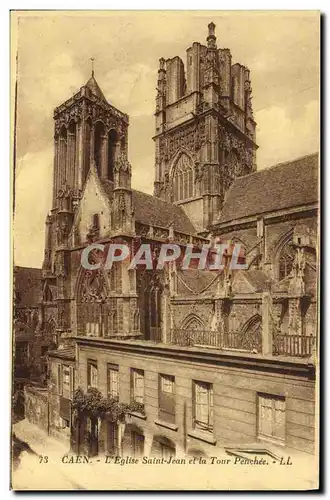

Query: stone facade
[17,23,319,461]
[153,23,257,230]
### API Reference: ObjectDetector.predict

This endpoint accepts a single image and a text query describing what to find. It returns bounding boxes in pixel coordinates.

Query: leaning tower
[153,23,258,232]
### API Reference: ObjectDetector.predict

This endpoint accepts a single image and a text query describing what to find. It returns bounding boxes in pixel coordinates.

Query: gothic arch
[75,266,116,337]
[273,229,295,281]
[94,121,105,174]
[239,314,262,352]
[181,313,204,330]
[108,128,118,181]
[170,149,195,202]
[75,264,112,302]
[137,272,164,341]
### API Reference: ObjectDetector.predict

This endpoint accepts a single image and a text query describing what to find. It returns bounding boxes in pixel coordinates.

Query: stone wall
[24,385,49,431]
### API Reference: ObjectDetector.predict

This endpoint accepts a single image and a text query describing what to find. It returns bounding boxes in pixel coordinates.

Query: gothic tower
[42,70,129,338]
[153,23,258,232]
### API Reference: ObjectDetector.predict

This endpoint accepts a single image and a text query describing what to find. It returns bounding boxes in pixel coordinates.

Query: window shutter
[273,398,285,441]
[58,364,62,395]
[69,366,74,399]
[198,384,209,425]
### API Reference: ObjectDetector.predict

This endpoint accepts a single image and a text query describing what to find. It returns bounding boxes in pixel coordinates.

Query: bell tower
[153,23,258,232]
[52,70,129,211]
[42,69,130,339]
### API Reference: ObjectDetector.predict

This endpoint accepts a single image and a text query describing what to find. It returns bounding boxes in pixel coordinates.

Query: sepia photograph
[10,10,320,490]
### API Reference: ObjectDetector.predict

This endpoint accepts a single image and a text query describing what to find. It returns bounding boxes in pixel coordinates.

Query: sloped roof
[97,178,196,234]
[217,153,319,224]
[178,269,218,292]
[14,266,42,307]
[243,269,270,292]
[132,190,196,235]
[84,74,107,103]
[48,345,76,361]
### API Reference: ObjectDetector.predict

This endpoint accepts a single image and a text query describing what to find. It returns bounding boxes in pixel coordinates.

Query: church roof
[217,153,319,225]
[84,74,108,103]
[14,266,42,307]
[97,177,197,235]
[132,190,197,235]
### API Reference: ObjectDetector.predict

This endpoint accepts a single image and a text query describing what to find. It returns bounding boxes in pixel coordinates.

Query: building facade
[19,23,318,461]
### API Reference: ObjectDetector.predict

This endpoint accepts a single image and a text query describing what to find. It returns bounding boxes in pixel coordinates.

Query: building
[21,23,318,461]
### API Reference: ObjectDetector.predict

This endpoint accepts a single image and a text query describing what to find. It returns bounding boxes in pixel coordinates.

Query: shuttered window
[131,369,144,404]
[87,360,98,389]
[107,364,119,399]
[193,381,213,432]
[258,393,286,444]
[159,374,175,424]
[69,366,75,399]
[62,366,70,399]
[57,364,62,395]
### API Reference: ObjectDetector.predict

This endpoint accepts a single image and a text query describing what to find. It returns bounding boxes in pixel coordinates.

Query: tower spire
[90,57,95,77]
[207,22,217,49]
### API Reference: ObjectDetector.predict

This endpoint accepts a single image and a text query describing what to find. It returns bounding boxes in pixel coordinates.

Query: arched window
[108,129,117,182]
[94,121,105,174]
[76,267,118,337]
[172,153,194,202]
[278,240,295,281]
[137,272,163,341]
[240,315,262,352]
[59,126,68,185]
[182,314,204,331]
[84,119,92,182]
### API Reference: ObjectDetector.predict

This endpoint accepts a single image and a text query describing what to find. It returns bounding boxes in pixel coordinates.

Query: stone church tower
[153,23,258,232]
[42,71,129,338]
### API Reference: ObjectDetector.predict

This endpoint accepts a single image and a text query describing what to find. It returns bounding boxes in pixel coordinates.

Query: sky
[12,11,320,268]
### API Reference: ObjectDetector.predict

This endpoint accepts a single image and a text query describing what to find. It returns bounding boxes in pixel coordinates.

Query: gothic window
[108,129,118,182]
[59,126,68,185]
[94,121,105,174]
[84,119,92,182]
[182,314,204,331]
[239,315,262,352]
[77,268,118,337]
[137,272,163,341]
[278,240,295,281]
[172,153,194,202]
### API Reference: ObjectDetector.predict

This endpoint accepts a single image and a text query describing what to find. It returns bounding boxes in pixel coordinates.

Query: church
[19,23,318,460]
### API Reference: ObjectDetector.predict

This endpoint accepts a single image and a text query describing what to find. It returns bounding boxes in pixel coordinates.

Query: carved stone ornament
[114,152,132,174]
[80,269,108,303]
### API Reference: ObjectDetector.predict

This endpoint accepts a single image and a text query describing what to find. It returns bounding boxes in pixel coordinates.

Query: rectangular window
[107,364,119,399]
[258,393,286,444]
[87,360,98,389]
[131,368,144,405]
[62,365,70,399]
[69,366,75,399]
[159,374,175,424]
[161,443,176,459]
[107,422,119,455]
[193,381,213,432]
[131,431,144,457]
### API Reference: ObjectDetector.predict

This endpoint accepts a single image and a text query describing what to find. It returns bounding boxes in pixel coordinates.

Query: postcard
[11,10,320,490]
